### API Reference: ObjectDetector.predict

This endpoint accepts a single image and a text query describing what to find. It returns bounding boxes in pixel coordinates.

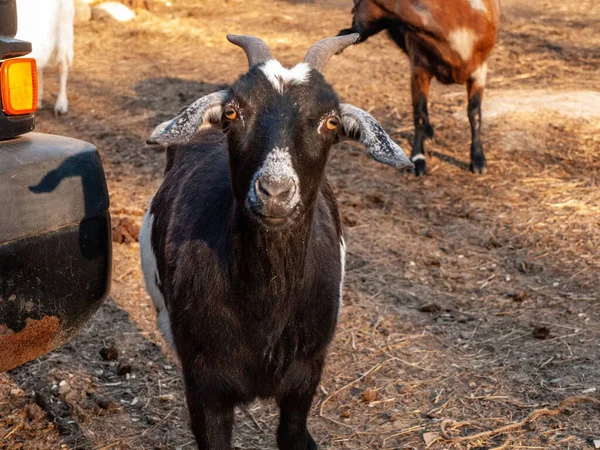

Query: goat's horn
[303,33,360,72]
[227,34,273,68]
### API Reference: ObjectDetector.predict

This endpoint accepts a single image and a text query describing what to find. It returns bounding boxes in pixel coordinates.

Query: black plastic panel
[0,0,18,39]
[0,212,112,370]
[0,133,110,243]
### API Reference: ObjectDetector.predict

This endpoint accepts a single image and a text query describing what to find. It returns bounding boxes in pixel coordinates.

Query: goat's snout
[256,178,296,205]
[254,176,298,219]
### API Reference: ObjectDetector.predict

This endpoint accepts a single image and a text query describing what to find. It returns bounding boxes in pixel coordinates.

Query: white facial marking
[338,237,346,317]
[247,147,300,206]
[448,27,477,61]
[469,0,488,13]
[411,154,426,162]
[260,60,311,94]
[140,207,175,348]
[470,63,488,88]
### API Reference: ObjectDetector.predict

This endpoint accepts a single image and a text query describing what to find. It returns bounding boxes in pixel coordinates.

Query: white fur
[338,237,346,316]
[411,154,426,162]
[260,60,311,94]
[412,2,438,29]
[15,0,74,114]
[140,207,175,348]
[448,27,477,62]
[247,146,300,207]
[469,0,488,13]
[470,63,488,88]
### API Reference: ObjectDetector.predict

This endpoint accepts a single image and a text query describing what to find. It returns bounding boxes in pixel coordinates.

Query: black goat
[140,34,412,449]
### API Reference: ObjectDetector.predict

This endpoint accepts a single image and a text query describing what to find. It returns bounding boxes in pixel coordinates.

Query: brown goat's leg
[467,64,488,174]
[410,66,433,176]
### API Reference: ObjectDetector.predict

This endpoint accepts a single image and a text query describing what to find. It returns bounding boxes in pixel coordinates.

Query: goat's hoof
[412,159,426,176]
[470,156,486,174]
[54,99,69,116]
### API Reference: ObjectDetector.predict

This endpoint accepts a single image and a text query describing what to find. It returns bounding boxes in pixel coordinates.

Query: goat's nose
[256,178,296,204]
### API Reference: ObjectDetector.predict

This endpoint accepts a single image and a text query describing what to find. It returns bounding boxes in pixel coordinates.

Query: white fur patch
[247,146,300,207]
[448,28,477,61]
[469,0,488,13]
[338,237,346,317]
[470,63,488,88]
[140,207,174,348]
[412,2,438,29]
[260,60,311,94]
[411,154,426,162]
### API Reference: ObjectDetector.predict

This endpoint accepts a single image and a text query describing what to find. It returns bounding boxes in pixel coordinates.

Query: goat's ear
[147,90,229,146]
[339,103,414,169]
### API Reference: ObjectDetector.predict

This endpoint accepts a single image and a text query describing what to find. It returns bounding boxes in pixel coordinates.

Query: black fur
[147,67,345,449]
[467,90,486,173]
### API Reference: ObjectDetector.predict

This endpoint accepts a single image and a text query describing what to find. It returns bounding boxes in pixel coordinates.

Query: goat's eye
[326,117,339,131]
[225,109,238,120]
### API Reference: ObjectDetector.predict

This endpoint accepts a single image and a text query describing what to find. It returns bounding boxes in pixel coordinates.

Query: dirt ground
[2,0,599,448]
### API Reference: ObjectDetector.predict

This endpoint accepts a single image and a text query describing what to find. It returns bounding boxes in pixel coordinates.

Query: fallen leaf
[423,432,439,446]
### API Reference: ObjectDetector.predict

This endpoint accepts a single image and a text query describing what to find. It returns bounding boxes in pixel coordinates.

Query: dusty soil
[2,0,599,448]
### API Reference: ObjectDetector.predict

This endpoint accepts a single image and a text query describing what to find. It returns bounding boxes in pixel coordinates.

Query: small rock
[10,388,25,397]
[158,394,176,402]
[593,439,600,449]
[58,381,70,395]
[99,346,119,361]
[360,388,378,403]
[460,330,472,340]
[581,387,596,394]
[419,303,442,313]
[92,2,136,22]
[532,325,551,340]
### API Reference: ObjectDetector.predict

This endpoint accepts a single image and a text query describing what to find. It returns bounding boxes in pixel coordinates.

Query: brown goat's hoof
[412,158,426,176]
[470,155,486,174]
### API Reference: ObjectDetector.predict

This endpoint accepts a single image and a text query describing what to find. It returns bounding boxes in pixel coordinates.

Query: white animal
[15,0,75,114]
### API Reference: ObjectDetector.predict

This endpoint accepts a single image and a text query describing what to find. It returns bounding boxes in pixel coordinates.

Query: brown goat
[339,0,500,175]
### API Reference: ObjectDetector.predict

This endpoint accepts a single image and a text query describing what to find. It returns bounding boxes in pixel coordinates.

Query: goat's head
[148,34,412,228]
[338,0,391,42]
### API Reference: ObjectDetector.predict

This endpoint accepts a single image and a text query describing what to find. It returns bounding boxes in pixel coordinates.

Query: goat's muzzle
[252,176,298,225]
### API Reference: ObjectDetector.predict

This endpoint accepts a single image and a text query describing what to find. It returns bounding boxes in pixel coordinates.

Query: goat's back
[15,0,74,68]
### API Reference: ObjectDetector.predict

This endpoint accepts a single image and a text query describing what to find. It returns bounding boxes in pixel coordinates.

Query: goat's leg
[54,58,69,115]
[277,389,318,450]
[184,378,234,449]
[410,66,433,176]
[37,67,43,109]
[467,63,488,174]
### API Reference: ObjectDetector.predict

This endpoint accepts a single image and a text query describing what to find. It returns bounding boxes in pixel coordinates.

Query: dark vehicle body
[0,0,111,372]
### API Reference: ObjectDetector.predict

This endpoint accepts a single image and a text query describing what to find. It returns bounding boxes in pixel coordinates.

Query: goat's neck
[230,202,317,294]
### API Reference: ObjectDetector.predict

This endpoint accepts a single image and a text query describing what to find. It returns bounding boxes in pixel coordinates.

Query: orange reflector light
[0,58,38,115]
